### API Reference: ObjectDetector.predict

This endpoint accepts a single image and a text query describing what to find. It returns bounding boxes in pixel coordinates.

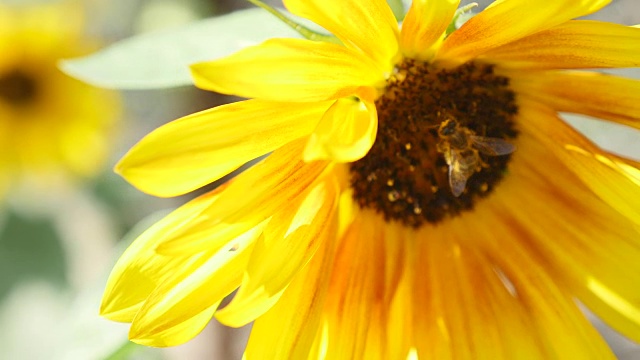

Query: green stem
[246,0,340,44]
[446,2,479,36]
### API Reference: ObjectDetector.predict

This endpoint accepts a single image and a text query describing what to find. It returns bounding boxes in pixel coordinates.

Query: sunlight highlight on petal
[588,277,640,330]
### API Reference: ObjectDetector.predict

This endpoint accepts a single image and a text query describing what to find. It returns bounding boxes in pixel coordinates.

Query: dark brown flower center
[349,60,518,227]
[0,70,38,106]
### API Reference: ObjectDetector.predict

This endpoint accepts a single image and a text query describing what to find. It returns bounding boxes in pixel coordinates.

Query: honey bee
[436,119,516,197]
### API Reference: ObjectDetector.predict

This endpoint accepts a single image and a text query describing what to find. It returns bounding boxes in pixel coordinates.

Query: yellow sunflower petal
[518,97,640,226]
[215,177,338,327]
[155,216,266,256]
[244,210,338,360]
[481,20,640,69]
[583,277,640,345]
[439,0,611,61]
[190,38,383,102]
[412,222,614,359]
[379,221,414,360]
[322,213,410,359]
[116,100,331,198]
[131,302,220,347]
[399,0,460,60]
[304,97,377,163]
[485,162,640,344]
[129,225,260,347]
[412,227,544,359]
[479,236,616,360]
[502,99,640,341]
[385,272,413,360]
[283,0,399,73]
[155,139,329,255]
[100,190,220,322]
[508,70,640,130]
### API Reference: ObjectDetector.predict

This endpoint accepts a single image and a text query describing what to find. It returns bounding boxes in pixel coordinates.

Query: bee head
[438,119,458,136]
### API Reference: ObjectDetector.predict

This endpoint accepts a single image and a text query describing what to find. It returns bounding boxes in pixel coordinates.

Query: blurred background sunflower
[1,0,640,359]
[0,1,121,199]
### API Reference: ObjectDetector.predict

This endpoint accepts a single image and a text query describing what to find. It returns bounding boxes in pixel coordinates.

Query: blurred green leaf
[59,7,304,89]
[387,0,406,21]
[0,211,67,301]
[102,338,163,360]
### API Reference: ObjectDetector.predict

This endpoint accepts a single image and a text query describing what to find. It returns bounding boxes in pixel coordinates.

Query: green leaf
[0,211,67,301]
[60,8,305,89]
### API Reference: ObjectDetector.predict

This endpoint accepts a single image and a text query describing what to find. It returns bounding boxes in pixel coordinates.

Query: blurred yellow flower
[0,3,119,196]
[102,0,640,358]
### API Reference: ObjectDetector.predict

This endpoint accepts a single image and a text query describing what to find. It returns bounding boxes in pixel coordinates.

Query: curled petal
[304,98,377,163]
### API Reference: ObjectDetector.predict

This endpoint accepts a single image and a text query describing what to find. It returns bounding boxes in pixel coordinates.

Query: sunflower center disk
[350,60,518,227]
[0,70,38,106]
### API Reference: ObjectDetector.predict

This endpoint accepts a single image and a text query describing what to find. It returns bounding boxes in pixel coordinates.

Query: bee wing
[448,151,475,197]
[471,136,516,156]
[449,165,468,197]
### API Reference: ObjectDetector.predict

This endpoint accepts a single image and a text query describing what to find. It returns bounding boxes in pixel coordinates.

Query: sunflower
[0,3,119,197]
[101,0,640,358]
